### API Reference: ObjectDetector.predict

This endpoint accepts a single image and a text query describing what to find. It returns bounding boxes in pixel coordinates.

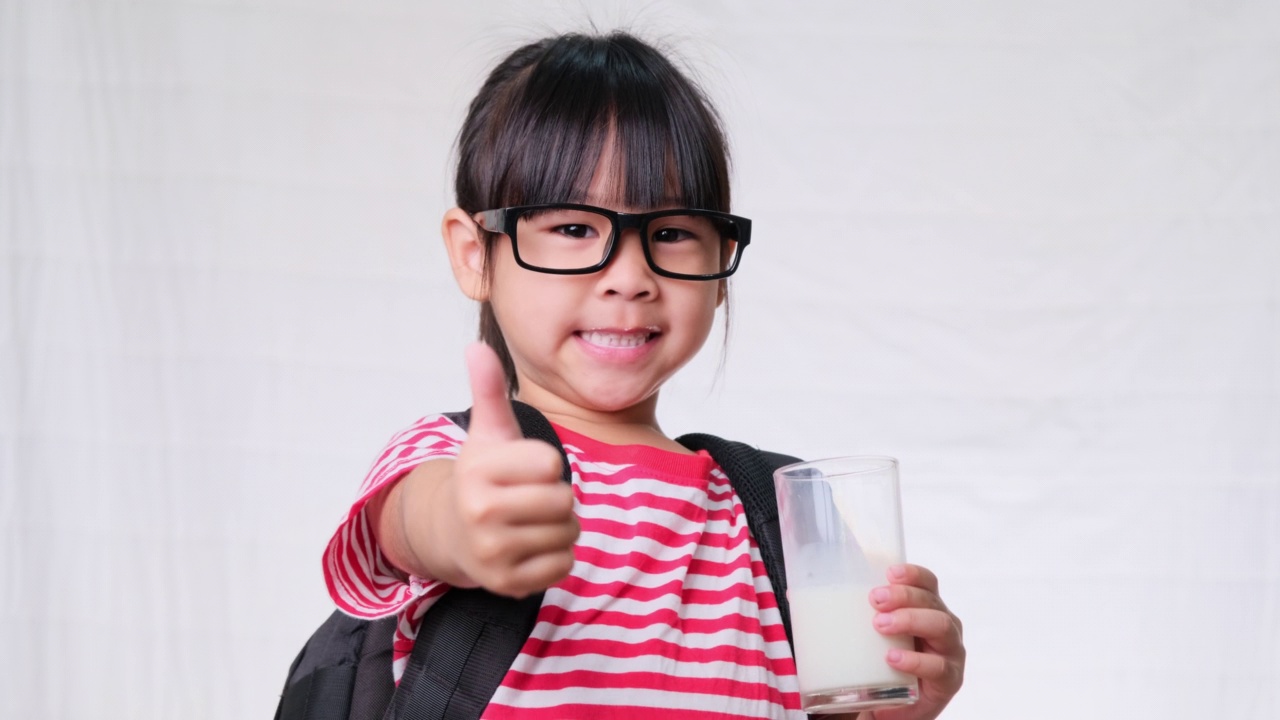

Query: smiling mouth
[576,329,660,348]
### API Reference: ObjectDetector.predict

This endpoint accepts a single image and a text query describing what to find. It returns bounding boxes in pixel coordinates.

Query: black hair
[454,31,732,392]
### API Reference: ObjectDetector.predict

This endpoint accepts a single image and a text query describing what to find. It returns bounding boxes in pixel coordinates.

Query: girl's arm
[366,459,471,586]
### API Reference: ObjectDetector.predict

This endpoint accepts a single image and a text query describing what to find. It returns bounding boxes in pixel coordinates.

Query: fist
[443,342,580,598]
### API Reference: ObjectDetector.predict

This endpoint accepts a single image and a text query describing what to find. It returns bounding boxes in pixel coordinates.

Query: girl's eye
[554,224,594,239]
[651,227,695,244]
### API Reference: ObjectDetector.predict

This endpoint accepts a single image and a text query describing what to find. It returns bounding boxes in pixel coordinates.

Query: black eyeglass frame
[474,203,752,280]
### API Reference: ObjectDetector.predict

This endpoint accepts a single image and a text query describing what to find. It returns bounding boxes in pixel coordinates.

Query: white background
[2,1,1278,718]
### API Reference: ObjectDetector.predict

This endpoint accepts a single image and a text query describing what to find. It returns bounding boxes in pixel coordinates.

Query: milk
[788,584,916,694]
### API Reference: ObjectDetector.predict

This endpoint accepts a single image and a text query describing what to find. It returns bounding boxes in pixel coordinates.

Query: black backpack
[275,402,801,720]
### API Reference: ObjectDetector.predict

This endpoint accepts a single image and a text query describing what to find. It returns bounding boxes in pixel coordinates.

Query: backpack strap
[385,401,571,720]
[676,433,800,652]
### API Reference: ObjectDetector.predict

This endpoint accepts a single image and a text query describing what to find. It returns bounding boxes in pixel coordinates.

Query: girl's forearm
[366,459,474,587]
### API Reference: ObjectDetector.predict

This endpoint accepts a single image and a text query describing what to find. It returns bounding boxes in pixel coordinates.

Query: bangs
[463,33,730,213]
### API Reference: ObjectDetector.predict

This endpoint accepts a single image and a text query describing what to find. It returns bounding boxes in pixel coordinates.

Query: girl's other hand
[855,563,966,720]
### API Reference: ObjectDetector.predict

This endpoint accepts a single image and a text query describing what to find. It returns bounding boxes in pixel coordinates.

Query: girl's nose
[598,229,658,299]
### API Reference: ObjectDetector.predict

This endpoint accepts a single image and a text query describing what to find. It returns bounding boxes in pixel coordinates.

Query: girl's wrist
[400,460,476,588]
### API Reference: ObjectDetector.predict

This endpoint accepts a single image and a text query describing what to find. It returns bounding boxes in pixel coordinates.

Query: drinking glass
[774,456,919,714]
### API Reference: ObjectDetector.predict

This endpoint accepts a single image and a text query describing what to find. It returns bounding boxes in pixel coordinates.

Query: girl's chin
[554,377,664,415]
[515,373,659,414]
[573,387,661,414]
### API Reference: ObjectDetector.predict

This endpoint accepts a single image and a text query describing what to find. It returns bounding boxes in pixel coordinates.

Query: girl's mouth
[575,328,660,349]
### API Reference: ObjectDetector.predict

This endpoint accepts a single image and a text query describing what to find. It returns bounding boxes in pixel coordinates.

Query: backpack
[275,402,801,720]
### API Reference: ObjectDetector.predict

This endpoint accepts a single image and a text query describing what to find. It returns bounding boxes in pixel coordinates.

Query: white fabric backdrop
[2,1,1277,718]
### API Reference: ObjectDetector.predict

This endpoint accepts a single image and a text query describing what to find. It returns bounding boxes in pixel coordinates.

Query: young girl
[323,31,965,719]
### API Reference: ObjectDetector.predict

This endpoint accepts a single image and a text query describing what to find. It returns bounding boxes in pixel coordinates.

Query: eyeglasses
[474,203,751,280]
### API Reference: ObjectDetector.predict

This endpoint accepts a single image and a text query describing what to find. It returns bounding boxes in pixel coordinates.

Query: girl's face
[482,153,722,423]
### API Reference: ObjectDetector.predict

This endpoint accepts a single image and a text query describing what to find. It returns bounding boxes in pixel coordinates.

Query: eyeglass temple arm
[475,209,505,233]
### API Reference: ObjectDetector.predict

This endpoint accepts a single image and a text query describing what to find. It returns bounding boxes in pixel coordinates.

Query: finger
[885,648,962,690]
[465,341,521,443]
[511,521,581,561]
[873,608,963,653]
[887,563,939,595]
[485,548,578,599]
[461,439,564,487]
[470,522,581,568]
[462,482,576,526]
[869,584,949,614]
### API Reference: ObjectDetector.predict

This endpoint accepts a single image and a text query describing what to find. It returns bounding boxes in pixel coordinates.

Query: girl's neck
[515,389,696,455]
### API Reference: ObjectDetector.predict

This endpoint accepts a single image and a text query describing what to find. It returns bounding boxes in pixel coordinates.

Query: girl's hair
[454,31,732,393]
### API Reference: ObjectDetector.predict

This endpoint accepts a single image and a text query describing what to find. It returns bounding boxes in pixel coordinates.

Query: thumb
[464,342,521,444]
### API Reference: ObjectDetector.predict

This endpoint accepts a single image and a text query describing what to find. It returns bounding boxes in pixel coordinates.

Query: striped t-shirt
[323,414,804,719]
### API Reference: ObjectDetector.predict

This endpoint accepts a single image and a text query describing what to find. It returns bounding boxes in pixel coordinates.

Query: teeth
[580,330,651,348]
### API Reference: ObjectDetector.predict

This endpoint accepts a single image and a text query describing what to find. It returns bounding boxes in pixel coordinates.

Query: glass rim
[773,455,899,481]
[474,202,751,280]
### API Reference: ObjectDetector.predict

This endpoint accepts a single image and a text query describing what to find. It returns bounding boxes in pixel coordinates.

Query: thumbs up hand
[433,342,580,598]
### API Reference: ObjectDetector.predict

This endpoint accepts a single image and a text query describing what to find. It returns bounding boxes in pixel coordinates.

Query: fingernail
[887,649,903,663]
[871,587,890,604]
[889,565,907,580]
[874,613,893,629]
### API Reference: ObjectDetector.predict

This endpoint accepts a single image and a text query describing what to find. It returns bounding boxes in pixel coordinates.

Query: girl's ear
[442,207,488,301]
[716,279,727,307]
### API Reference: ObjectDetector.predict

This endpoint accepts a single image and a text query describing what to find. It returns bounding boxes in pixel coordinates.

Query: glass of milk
[773,456,919,714]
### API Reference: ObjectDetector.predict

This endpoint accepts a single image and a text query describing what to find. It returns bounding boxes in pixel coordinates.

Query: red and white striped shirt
[324,414,804,719]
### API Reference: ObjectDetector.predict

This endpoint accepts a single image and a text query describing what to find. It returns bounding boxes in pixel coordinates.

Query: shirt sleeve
[322,414,468,618]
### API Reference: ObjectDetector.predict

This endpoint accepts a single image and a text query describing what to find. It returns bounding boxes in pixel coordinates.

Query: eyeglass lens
[513,207,741,276]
